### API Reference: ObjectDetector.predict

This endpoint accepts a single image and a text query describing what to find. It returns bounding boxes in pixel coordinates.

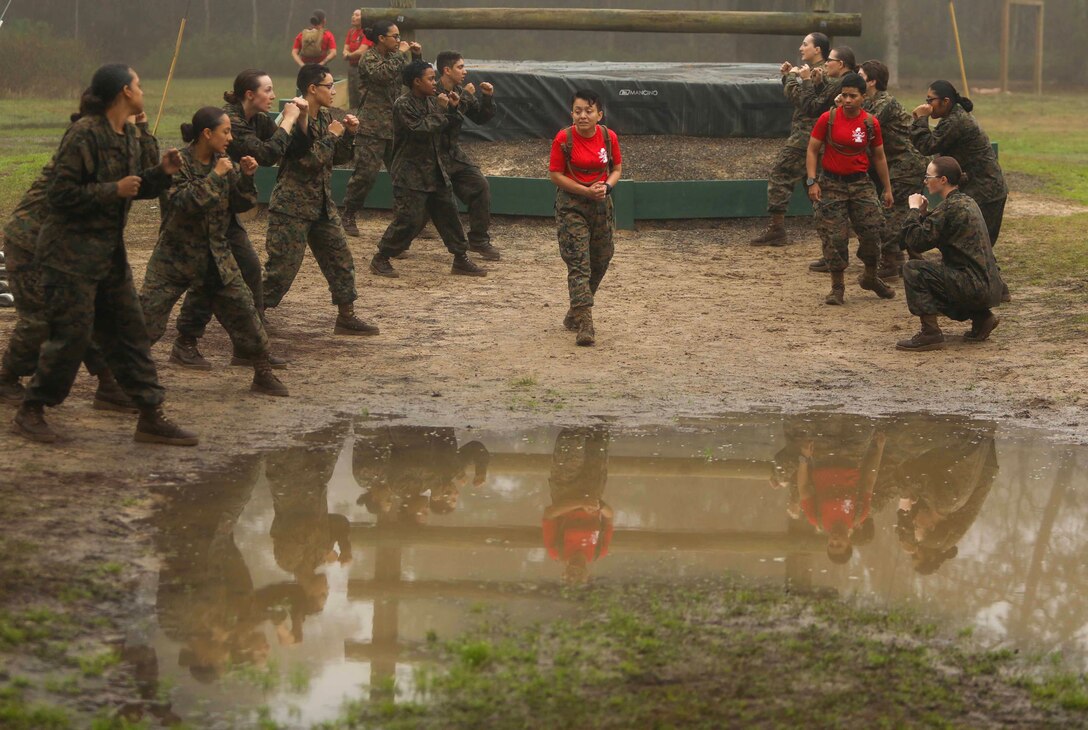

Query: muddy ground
[2,179,1087,723]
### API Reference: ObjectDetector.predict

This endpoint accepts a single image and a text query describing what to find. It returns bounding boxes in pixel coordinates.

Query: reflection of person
[353,424,489,521]
[894,425,998,575]
[543,427,613,585]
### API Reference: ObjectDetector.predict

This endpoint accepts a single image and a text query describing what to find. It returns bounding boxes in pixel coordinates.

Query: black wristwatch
[604,183,613,196]
[805,177,817,187]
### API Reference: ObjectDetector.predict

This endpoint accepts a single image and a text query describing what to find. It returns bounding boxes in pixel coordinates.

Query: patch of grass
[509,375,538,389]
[78,650,120,678]
[0,686,70,730]
[1020,671,1088,711]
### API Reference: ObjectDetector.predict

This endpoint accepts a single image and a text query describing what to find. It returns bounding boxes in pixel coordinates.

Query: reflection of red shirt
[801,468,871,533]
[542,510,614,562]
[345,29,372,65]
[811,109,882,176]
[549,126,622,185]
[293,30,337,63]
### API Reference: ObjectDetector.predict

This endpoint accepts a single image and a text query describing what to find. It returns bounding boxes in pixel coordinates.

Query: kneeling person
[896,156,1003,351]
[369,60,487,278]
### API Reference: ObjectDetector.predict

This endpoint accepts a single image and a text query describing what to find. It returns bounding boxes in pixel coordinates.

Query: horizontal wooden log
[357,8,862,36]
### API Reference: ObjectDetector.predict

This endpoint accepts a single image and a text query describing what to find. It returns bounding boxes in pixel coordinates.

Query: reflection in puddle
[129,414,1087,726]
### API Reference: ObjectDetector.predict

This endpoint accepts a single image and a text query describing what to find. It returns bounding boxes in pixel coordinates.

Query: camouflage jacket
[269,108,356,220]
[864,91,926,183]
[436,83,496,169]
[37,116,170,279]
[909,105,1008,204]
[156,147,257,285]
[781,60,829,150]
[357,46,416,139]
[901,190,1004,305]
[224,101,290,166]
[390,93,454,192]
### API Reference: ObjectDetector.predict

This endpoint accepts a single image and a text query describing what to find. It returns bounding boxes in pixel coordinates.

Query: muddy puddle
[129,413,1087,726]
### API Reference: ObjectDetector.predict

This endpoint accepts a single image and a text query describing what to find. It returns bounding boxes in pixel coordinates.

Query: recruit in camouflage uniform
[436,82,499,258]
[341,45,419,234]
[16,114,196,445]
[139,147,288,396]
[172,101,292,363]
[369,92,486,277]
[909,105,1009,245]
[750,59,828,246]
[0,125,155,411]
[897,190,1004,351]
[864,91,927,274]
[264,107,376,335]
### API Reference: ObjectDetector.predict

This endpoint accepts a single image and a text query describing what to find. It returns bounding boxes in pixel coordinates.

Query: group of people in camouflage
[754,32,1008,350]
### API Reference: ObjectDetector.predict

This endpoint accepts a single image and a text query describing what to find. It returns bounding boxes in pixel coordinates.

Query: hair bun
[180,122,196,143]
[223,91,238,104]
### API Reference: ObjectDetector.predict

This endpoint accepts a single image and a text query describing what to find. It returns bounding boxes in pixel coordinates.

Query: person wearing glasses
[341,20,422,237]
[262,64,379,336]
[806,72,896,306]
[896,156,1004,351]
[909,80,1009,301]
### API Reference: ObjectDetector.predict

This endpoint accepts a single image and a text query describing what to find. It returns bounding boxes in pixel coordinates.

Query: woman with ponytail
[139,107,289,398]
[13,64,198,447]
[169,70,307,371]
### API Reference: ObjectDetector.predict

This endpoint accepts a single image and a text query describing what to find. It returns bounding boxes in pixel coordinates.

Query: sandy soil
[2,186,1087,720]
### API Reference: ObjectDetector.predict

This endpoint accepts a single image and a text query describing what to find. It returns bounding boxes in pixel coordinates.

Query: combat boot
[334,303,380,336]
[12,401,56,443]
[170,335,212,370]
[0,366,24,405]
[251,358,290,397]
[230,352,290,369]
[563,307,577,331]
[468,241,501,261]
[93,370,138,413]
[1001,281,1012,303]
[134,405,199,446]
[341,205,360,237]
[369,253,399,278]
[825,271,845,305]
[963,311,1000,343]
[574,306,596,346]
[809,258,830,273]
[750,214,788,247]
[896,315,944,352]
[858,265,896,299]
[451,254,487,277]
[877,251,906,279]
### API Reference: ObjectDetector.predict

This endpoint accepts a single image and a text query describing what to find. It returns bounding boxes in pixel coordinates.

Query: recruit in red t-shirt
[800,468,872,534]
[293,30,337,63]
[542,511,614,563]
[548,125,622,185]
[811,109,882,176]
[344,28,372,66]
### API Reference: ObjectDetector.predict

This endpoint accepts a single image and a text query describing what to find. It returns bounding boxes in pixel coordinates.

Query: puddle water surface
[131,414,1088,726]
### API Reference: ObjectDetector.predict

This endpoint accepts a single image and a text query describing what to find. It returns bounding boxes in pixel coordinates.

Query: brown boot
[334,303,380,336]
[134,405,199,446]
[369,253,399,278]
[341,205,360,237]
[750,213,788,247]
[877,251,906,279]
[93,370,138,413]
[825,271,845,305]
[563,307,577,331]
[230,352,290,369]
[574,306,596,346]
[169,336,212,370]
[808,258,830,273]
[251,358,290,397]
[468,241,501,261]
[896,315,944,351]
[858,265,896,299]
[0,366,24,406]
[963,311,1000,343]
[451,254,487,277]
[12,401,57,443]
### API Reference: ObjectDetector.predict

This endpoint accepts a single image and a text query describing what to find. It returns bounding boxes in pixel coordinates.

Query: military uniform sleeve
[792,79,836,118]
[332,130,356,165]
[910,114,963,156]
[463,91,496,125]
[901,206,946,256]
[46,126,119,213]
[361,50,408,86]
[398,98,450,136]
[135,122,161,170]
[230,117,291,167]
[167,156,229,214]
[230,167,258,214]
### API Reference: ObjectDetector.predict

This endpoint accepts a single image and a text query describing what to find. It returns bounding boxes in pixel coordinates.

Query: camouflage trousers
[977,196,1007,247]
[343,135,393,210]
[2,228,111,379]
[377,186,469,257]
[902,260,993,321]
[555,190,614,309]
[263,211,358,308]
[347,64,363,112]
[814,174,883,272]
[879,178,921,256]
[24,252,165,408]
[140,247,268,359]
[448,161,492,248]
[175,216,263,339]
[766,145,807,214]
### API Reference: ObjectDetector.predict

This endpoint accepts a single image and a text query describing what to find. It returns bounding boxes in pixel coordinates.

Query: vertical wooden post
[391,0,417,42]
[1000,0,1011,92]
[884,0,901,88]
[1034,2,1044,95]
[948,1,970,97]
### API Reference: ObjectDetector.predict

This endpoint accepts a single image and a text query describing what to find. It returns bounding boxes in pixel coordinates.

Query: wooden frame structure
[1000,0,1044,94]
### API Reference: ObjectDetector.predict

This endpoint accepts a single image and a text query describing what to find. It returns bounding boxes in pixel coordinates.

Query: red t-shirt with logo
[345,28,372,66]
[542,510,614,562]
[293,29,337,63]
[549,126,622,185]
[800,468,872,533]
[811,109,882,176]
